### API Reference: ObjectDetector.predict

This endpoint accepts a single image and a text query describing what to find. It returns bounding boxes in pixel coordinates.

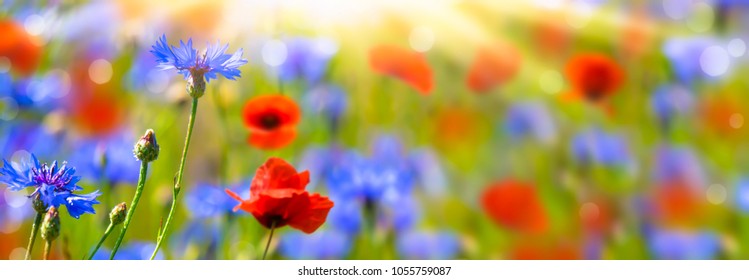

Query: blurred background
[2,0,749,260]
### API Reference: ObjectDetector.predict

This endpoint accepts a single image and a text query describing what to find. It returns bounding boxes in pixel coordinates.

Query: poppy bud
[41,206,60,242]
[186,73,206,98]
[32,194,47,213]
[110,202,127,226]
[133,129,160,162]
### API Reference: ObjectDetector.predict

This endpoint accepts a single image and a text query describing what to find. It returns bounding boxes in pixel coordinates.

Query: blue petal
[64,190,101,219]
[0,157,37,191]
[397,231,461,260]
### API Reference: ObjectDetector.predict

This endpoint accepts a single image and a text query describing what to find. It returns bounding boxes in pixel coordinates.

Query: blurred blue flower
[297,146,336,191]
[69,131,141,186]
[327,135,415,201]
[735,178,749,213]
[326,196,363,234]
[571,129,631,167]
[278,37,337,84]
[0,72,69,110]
[504,101,556,145]
[396,231,460,259]
[185,183,237,219]
[170,220,222,259]
[92,242,164,260]
[651,84,693,127]
[648,229,720,260]
[408,148,447,197]
[151,35,248,83]
[663,37,719,84]
[0,120,59,160]
[652,145,705,187]
[279,230,351,259]
[379,194,420,232]
[305,84,348,128]
[0,154,100,218]
[126,49,172,98]
[0,187,33,231]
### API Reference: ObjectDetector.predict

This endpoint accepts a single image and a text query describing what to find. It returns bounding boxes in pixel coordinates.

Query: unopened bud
[32,194,48,213]
[133,129,160,162]
[186,73,206,98]
[41,206,60,242]
[110,202,127,225]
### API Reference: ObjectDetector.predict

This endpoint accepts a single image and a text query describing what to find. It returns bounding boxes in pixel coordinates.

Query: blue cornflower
[277,37,337,84]
[396,231,461,260]
[279,230,351,260]
[735,178,749,213]
[408,148,447,197]
[304,84,348,129]
[571,128,632,168]
[379,194,420,232]
[650,84,694,128]
[184,183,240,219]
[326,196,363,234]
[326,138,415,201]
[662,37,719,84]
[647,229,721,260]
[0,120,59,160]
[69,131,141,186]
[0,154,100,218]
[504,101,557,145]
[652,145,705,187]
[151,34,247,97]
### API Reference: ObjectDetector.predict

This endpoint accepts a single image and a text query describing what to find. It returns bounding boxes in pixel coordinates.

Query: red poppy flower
[509,241,580,260]
[532,15,571,56]
[652,182,705,227]
[564,53,624,102]
[701,97,745,136]
[369,45,433,95]
[225,157,334,234]
[466,42,521,93]
[481,179,547,234]
[71,93,124,136]
[242,95,301,150]
[0,20,42,76]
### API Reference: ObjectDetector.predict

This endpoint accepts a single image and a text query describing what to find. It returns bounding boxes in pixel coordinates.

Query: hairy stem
[110,161,149,259]
[88,223,114,260]
[25,212,42,260]
[151,97,199,260]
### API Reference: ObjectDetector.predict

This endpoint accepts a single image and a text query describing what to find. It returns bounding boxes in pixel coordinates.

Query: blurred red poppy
[71,93,124,136]
[532,15,571,56]
[653,182,705,226]
[242,95,301,150]
[466,42,521,93]
[0,20,42,76]
[369,45,433,95]
[564,53,624,102]
[481,179,547,234]
[701,97,745,136]
[509,242,580,260]
[226,157,334,234]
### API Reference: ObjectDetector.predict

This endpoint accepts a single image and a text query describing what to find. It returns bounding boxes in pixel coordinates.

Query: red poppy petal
[369,45,433,95]
[242,95,301,131]
[247,127,297,150]
[287,193,334,234]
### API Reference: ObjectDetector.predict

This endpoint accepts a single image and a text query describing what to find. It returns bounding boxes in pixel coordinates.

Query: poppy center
[259,114,281,130]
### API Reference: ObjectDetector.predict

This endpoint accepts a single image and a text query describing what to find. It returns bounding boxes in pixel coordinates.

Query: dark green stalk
[151,97,199,259]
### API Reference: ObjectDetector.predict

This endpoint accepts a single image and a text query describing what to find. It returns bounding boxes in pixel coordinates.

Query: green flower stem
[151,97,199,260]
[88,222,114,260]
[110,161,149,259]
[43,239,52,260]
[262,220,278,260]
[25,212,42,260]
